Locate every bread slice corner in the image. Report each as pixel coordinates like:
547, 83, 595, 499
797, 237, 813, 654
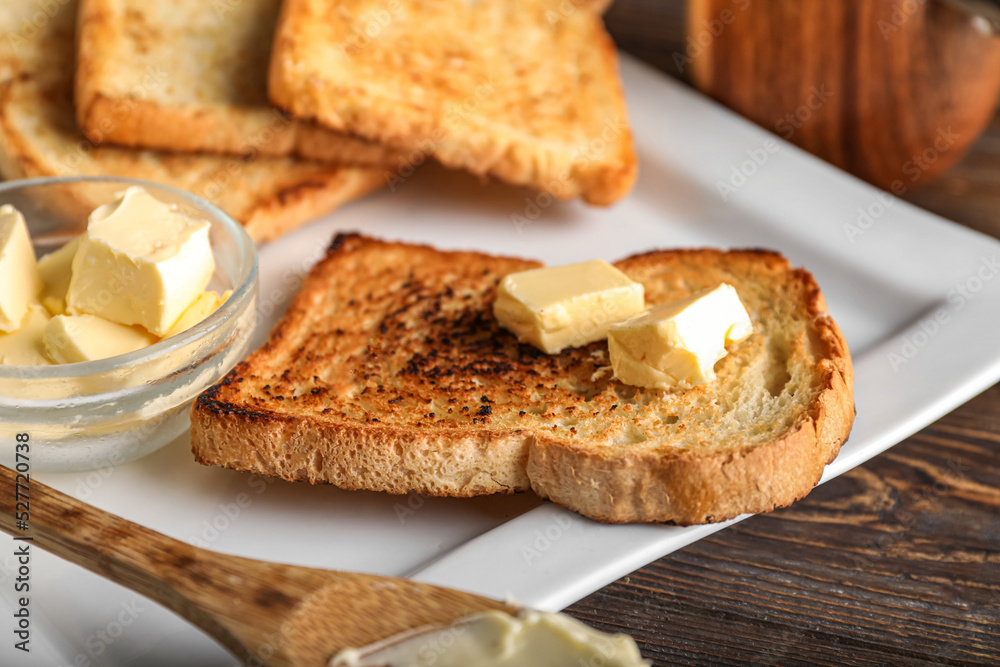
267, 0, 638, 206
74, 0, 399, 167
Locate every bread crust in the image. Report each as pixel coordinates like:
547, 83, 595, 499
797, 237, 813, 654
238, 170, 385, 243
267, 0, 637, 205
0, 74, 384, 244
194, 386, 532, 495
191, 235, 855, 524
527, 262, 855, 524
74, 0, 399, 167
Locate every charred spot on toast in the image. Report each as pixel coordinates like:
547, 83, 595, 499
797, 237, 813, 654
273, 179, 333, 206
194, 367, 291, 423
200, 235, 625, 429
194, 392, 289, 423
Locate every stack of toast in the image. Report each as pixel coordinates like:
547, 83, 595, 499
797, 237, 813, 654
0, 0, 637, 242
0, 1, 385, 242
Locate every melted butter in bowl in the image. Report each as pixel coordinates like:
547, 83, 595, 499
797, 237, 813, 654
330, 609, 649, 667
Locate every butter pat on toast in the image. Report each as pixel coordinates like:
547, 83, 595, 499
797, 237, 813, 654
0, 0, 383, 243
75, 0, 400, 166
191, 234, 855, 524
268, 0, 637, 205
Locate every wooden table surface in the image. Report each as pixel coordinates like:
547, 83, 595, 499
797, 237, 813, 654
565, 2, 1000, 664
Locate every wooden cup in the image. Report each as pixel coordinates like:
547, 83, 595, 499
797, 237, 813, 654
686, 0, 1000, 192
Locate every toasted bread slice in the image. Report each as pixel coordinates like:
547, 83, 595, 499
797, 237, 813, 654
268, 0, 637, 206
75, 0, 399, 167
0, 0, 383, 243
191, 234, 854, 525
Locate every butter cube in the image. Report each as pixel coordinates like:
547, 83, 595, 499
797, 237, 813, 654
0, 304, 52, 365
494, 259, 645, 354
0, 204, 42, 332
37, 235, 81, 316
163, 289, 231, 339
608, 283, 753, 388
42, 313, 158, 364
67, 187, 215, 336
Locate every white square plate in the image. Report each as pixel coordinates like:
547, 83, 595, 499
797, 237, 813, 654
5, 55, 1000, 665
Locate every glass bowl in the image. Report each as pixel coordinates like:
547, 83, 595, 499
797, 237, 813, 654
0, 177, 258, 473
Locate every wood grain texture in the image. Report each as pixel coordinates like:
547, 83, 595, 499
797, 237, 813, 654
565, 2, 1000, 664
685, 0, 1000, 191
569, 385, 1000, 665
904, 111, 1000, 239
603, 0, 1000, 236
0, 465, 509, 666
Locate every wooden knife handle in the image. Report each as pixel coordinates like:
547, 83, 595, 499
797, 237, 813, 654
0, 462, 264, 657
0, 462, 191, 586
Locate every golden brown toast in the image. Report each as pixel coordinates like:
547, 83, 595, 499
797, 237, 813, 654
0, 0, 383, 243
268, 0, 637, 206
191, 234, 855, 524
74, 0, 400, 166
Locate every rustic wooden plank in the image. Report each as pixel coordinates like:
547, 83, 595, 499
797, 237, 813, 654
569, 384, 1000, 665
904, 113, 1000, 238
